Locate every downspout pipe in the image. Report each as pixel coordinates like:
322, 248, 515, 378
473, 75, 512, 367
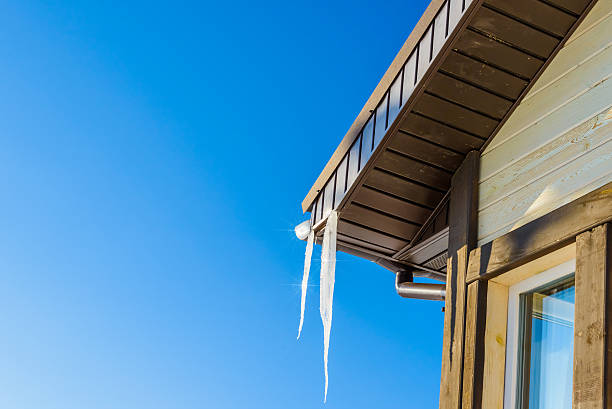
395, 271, 445, 301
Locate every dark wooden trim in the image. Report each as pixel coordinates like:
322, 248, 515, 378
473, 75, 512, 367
440, 151, 480, 409
574, 223, 611, 408
466, 181, 612, 283
449, 151, 479, 256
461, 280, 487, 409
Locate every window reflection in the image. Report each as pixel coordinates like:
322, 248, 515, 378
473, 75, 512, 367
519, 278, 575, 409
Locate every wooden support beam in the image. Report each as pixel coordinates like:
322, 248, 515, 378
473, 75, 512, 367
574, 223, 612, 409
467, 181, 612, 283
440, 151, 479, 409
461, 280, 487, 409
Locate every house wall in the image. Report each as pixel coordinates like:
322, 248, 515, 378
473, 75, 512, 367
477, 0, 612, 246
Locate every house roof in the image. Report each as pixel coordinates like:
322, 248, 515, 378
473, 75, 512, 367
303, 0, 597, 273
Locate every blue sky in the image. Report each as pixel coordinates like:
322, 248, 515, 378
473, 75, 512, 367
0, 1, 443, 408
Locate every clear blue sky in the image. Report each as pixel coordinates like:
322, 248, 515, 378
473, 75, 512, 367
0, 1, 444, 408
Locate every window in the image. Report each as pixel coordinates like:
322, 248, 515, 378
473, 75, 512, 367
504, 260, 575, 409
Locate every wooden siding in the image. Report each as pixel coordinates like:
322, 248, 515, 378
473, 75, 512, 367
478, 0, 612, 246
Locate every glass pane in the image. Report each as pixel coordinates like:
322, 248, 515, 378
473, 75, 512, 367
520, 278, 574, 409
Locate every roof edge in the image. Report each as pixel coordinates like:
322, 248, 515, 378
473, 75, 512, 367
301, 0, 446, 213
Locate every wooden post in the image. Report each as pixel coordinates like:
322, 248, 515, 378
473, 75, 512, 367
461, 280, 487, 409
439, 151, 479, 409
574, 223, 611, 409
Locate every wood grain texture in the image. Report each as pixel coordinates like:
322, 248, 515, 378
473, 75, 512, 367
467, 181, 612, 283
481, 281, 508, 409
440, 152, 480, 409
479, 106, 612, 244
461, 280, 488, 409
574, 224, 611, 409
478, 1, 612, 245
440, 246, 468, 409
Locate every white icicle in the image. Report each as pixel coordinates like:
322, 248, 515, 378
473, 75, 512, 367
320, 211, 338, 403
297, 229, 314, 340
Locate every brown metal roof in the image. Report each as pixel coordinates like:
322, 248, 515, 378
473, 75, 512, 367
304, 0, 597, 273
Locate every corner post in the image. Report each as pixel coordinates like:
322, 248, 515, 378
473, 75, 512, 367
439, 151, 479, 409
574, 223, 612, 409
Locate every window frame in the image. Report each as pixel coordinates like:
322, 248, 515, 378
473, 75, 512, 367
503, 259, 576, 409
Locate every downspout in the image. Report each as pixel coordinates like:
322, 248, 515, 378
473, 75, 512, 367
395, 270, 445, 301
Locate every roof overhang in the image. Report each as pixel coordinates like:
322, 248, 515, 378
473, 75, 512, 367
303, 0, 597, 273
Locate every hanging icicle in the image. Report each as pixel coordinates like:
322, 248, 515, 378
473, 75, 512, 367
320, 211, 338, 402
297, 229, 314, 339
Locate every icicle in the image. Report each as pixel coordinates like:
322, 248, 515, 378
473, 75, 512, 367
297, 229, 314, 339
320, 211, 338, 402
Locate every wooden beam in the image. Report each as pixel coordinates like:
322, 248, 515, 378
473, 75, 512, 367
480, 281, 508, 409
440, 151, 479, 409
467, 181, 612, 283
574, 223, 611, 409
461, 280, 487, 409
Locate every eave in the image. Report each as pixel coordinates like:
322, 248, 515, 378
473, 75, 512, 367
303, 0, 598, 273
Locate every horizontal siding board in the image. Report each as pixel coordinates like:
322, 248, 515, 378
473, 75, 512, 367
567, 2, 612, 43
427, 72, 513, 119
399, 112, 484, 153
478, 137, 612, 244
477, 0, 611, 246
364, 168, 443, 208
525, 12, 612, 101
387, 131, 464, 171
484, 0, 576, 38
480, 108, 611, 210
470, 7, 559, 59
481, 47, 612, 179
376, 149, 452, 190
413, 93, 499, 138
353, 186, 431, 225
441, 52, 528, 100
453, 29, 543, 79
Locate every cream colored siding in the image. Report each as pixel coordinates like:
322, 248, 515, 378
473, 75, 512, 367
477, 0, 612, 246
